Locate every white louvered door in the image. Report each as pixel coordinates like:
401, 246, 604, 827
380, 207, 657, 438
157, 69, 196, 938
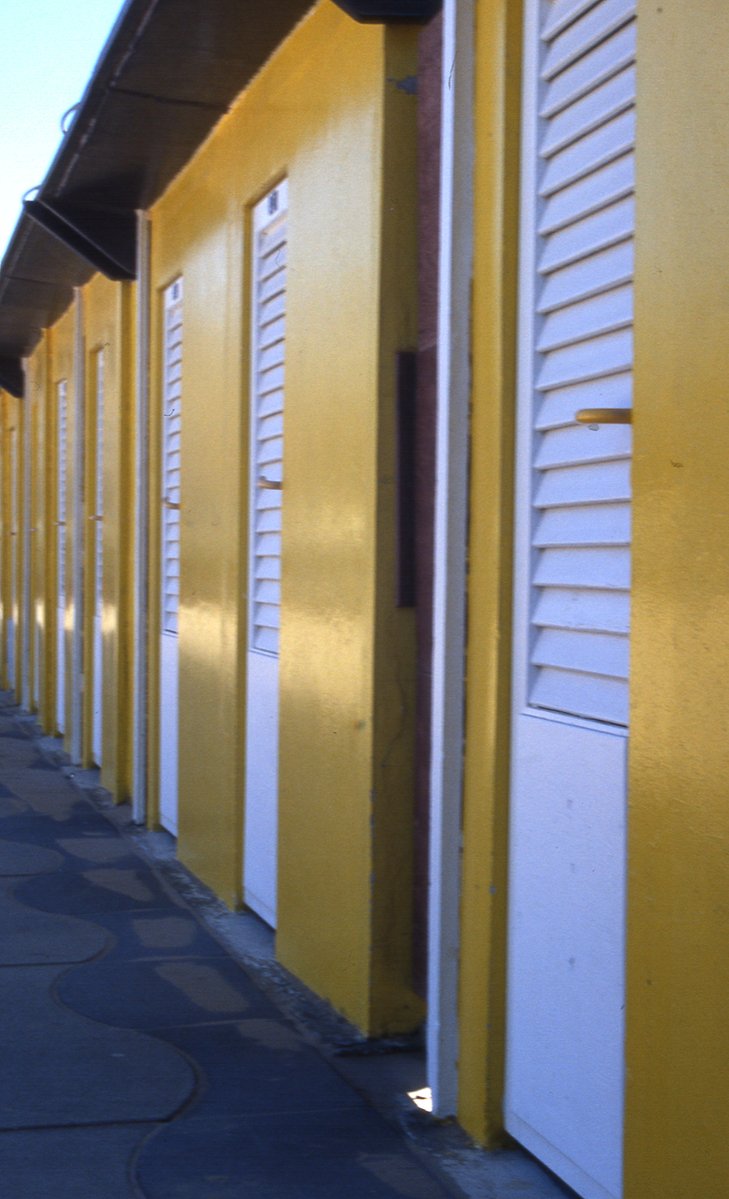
244, 181, 287, 927
56, 380, 68, 732
506, 5, 634, 1198
159, 279, 183, 834
92, 352, 105, 765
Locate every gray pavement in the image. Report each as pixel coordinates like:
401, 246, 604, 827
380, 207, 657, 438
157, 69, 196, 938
0, 694, 570, 1199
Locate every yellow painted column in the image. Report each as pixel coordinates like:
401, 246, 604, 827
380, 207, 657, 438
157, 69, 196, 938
457, 0, 522, 1145
627, 3, 729, 1194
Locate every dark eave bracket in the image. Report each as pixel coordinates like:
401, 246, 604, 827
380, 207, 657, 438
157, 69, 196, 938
331, 0, 441, 21
23, 200, 137, 282
0, 357, 25, 399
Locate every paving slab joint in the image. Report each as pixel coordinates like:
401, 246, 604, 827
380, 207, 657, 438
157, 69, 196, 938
5, 699, 575, 1199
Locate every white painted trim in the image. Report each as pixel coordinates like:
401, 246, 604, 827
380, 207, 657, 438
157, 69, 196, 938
70, 290, 85, 765
426, 0, 474, 1119
132, 211, 151, 823
20, 358, 32, 709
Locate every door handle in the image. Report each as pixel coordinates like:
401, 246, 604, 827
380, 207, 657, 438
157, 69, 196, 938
575, 408, 632, 425
257, 477, 282, 490
162, 498, 181, 510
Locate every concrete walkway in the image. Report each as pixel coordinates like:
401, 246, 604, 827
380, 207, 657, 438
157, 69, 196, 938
0, 694, 571, 1199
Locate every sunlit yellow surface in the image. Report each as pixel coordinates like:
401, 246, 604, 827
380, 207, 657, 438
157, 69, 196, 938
626, 2, 729, 1194
459, 0, 522, 1147
151, 3, 420, 1030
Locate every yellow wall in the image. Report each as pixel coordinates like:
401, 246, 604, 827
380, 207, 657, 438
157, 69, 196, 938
278, 13, 420, 1034
150, 1, 419, 1031
458, 0, 521, 1145
626, 2, 729, 1194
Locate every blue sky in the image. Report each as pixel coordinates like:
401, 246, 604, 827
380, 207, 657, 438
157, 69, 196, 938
0, 0, 124, 261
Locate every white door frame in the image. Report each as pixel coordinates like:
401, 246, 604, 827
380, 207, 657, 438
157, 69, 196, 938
426, 0, 475, 1118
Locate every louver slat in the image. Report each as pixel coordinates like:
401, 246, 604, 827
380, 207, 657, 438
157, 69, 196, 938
538, 241, 633, 314
540, 110, 635, 197
534, 547, 630, 591
534, 502, 631, 546
533, 586, 630, 635
539, 197, 634, 274
162, 280, 183, 635
535, 460, 631, 511
527, 0, 635, 726
537, 329, 633, 392
250, 188, 287, 654
540, 152, 634, 236
541, 0, 600, 42
541, 67, 635, 158
535, 424, 631, 470
536, 370, 632, 429
533, 627, 629, 679
542, 23, 636, 117
537, 283, 632, 351
530, 668, 628, 726
542, 0, 636, 81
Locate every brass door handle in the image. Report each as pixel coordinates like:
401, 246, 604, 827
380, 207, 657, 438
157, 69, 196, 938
257, 477, 282, 491
575, 408, 632, 425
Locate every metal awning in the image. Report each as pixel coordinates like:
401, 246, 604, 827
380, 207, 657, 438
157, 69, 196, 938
0, 0, 440, 395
